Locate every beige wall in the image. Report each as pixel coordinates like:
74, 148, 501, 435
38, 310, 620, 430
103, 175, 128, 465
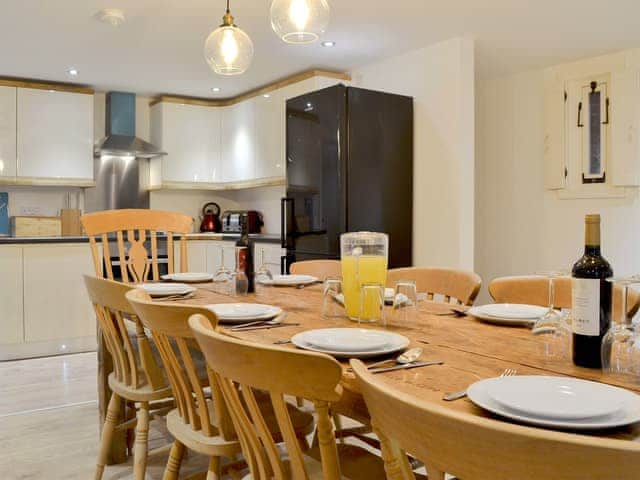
351, 37, 476, 269
475, 66, 640, 303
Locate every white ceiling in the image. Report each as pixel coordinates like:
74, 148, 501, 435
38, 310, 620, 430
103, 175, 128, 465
1, 0, 640, 97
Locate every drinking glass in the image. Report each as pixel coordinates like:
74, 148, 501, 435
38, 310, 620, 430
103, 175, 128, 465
531, 270, 571, 359
322, 276, 344, 318
601, 276, 640, 379
255, 247, 273, 294
341, 232, 389, 321
213, 247, 234, 294
359, 283, 386, 325
234, 247, 249, 296
391, 279, 418, 327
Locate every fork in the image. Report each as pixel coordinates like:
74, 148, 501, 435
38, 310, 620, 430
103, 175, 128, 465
442, 368, 517, 401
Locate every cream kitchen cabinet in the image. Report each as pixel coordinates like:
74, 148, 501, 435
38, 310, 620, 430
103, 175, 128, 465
0, 86, 17, 180
221, 100, 256, 182
253, 242, 285, 276
173, 239, 237, 274
22, 244, 96, 344
0, 246, 23, 345
16, 88, 94, 182
254, 90, 285, 179
150, 102, 222, 187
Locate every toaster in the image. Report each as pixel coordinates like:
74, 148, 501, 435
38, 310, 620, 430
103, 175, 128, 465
221, 210, 264, 233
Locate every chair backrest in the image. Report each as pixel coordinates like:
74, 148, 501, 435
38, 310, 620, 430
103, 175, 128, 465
290, 260, 341, 280
489, 275, 640, 319
189, 314, 344, 480
386, 267, 482, 306
83, 275, 166, 391
351, 359, 640, 480
125, 288, 235, 440
81, 209, 193, 283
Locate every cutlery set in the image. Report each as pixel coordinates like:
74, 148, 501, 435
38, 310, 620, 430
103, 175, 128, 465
443, 368, 517, 401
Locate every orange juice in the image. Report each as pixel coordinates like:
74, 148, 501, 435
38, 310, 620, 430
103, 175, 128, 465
341, 255, 388, 320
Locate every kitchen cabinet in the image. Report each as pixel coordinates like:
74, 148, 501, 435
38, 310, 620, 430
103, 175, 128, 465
173, 239, 237, 274
254, 242, 285, 276
221, 100, 256, 182
206, 241, 237, 273
22, 244, 96, 343
0, 86, 17, 180
0, 246, 23, 345
150, 102, 222, 186
16, 88, 94, 182
254, 89, 285, 179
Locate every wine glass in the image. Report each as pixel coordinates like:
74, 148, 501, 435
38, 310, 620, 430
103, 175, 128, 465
601, 276, 640, 379
213, 247, 233, 294
255, 247, 273, 294
531, 270, 571, 359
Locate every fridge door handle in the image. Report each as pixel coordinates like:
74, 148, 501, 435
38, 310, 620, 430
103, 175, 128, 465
281, 197, 295, 249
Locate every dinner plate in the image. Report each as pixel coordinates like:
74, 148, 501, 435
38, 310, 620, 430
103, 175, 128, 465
139, 283, 196, 297
206, 303, 282, 323
161, 272, 214, 283
468, 304, 548, 326
292, 328, 410, 358
487, 376, 624, 420
261, 274, 318, 286
304, 329, 391, 352
475, 304, 548, 319
467, 376, 640, 430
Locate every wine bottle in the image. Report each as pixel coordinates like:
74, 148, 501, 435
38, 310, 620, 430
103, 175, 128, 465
571, 214, 613, 368
235, 214, 255, 293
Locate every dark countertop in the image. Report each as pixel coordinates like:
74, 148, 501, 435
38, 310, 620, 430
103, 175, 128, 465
0, 232, 282, 245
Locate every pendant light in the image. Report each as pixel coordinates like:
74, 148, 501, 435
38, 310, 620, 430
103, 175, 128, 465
270, 0, 330, 44
204, 0, 254, 75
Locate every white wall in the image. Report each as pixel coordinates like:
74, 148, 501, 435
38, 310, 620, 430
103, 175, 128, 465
351, 37, 475, 269
475, 65, 640, 303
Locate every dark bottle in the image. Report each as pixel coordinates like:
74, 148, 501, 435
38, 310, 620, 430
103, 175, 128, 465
236, 214, 255, 293
571, 214, 613, 368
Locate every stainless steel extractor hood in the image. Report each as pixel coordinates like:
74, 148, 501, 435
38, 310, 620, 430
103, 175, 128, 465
85, 92, 165, 212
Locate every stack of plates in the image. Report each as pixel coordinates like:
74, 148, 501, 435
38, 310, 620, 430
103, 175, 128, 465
206, 303, 282, 324
467, 303, 548, 326
291, 328, 409, 358
161, 272, 214, 283
468, 375, 640, 430
259, 274, 318, 287
140, 283, 196, 298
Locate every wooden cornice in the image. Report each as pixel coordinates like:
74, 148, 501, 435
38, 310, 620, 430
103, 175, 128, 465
149, 69, 351, 108
0, 77, 94, 95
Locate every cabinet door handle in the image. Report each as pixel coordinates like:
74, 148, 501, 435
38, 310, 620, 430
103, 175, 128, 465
577, 101, 584, 127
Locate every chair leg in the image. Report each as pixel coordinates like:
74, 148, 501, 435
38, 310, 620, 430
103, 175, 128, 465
162, 440, 185, 480
95, 393, 122, 480
206, 456, 222, 480
133, 401, 150, 480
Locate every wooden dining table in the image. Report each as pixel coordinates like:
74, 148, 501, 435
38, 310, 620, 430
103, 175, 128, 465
101, 280, 640, 462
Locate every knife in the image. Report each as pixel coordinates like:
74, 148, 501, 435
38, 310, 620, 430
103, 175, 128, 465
230, 322, 300, 332
369, 360, 443, 374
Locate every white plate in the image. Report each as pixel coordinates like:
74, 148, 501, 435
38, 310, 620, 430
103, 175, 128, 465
261, 274, 318, 286
475, 304, 548, 319
292, 328, 410, 358
468, 305, 547, 326
140, 283, 196, 297
468, 376, 640, 430
304, 329, 391, 352
161, 272, 214, 283
206, 303, 282, 324
487, 376, 624, 420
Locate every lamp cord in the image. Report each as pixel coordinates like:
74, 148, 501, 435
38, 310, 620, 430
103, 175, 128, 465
226, 0, 230, 14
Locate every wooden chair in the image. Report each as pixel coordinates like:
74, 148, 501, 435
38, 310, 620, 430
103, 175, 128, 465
351, 359, 640, 480
488, 275, 640, 319
189, 314, 387, 480
125, 289, 316, 480
290, 259, 342, 280
81, 209, 193, 283
83, 275, 172, 480
386, 267, 482, 306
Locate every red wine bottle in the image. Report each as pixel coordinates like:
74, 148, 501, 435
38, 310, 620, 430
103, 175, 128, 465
235, 214, 255, 293
571, 214, 612, 368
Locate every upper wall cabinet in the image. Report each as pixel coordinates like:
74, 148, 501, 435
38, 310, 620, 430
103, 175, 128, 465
16, 88, 94, 183
221, 100, 256, 182
150, 102, 222, 187
543, 50, 640, 198
254, 89, 285, 179
0, 86, 17, 180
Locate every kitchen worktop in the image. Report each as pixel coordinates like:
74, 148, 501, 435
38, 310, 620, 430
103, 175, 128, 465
0, 233, 282, 244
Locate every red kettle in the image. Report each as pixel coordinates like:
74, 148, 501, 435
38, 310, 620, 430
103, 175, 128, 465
200, 202, 222, 233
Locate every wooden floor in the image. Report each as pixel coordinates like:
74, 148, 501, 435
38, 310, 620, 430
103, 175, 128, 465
0, 352, 209, 480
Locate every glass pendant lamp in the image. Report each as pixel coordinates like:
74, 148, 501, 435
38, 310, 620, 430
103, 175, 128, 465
204, 0, 254, 75
270, 0, 330, 44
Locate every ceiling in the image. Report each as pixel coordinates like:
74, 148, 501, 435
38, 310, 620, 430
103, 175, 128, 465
1, 1, 640, 97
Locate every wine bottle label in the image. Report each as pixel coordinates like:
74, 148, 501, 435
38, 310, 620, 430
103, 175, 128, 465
571, 278, 600, 336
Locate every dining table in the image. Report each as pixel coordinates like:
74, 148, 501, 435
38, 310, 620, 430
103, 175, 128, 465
100, 280, 640, 463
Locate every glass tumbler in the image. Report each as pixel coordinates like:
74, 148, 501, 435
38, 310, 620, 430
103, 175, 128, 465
391, 279, 418, 327
322, 276, 344, 318
359, 283, 386, 325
